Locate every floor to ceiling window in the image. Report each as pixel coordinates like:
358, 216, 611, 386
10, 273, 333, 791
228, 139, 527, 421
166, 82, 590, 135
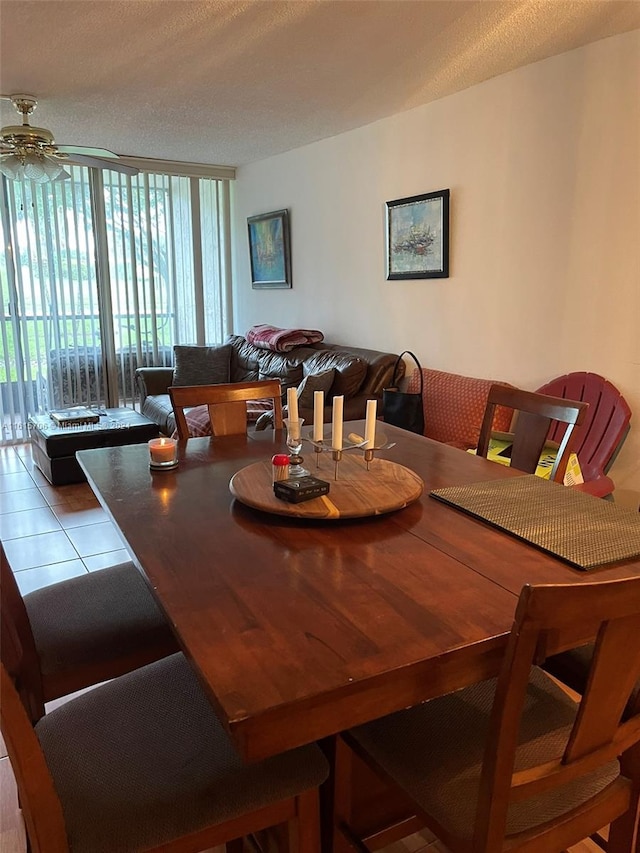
0, 163, 233, 444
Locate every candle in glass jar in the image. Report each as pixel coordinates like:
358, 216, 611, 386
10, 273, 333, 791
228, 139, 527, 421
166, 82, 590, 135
332, 395, 344, 450
313, 390, 324, 441
287, 387, 299, 423
364, 399, 377, 449
149, 437, 177, 465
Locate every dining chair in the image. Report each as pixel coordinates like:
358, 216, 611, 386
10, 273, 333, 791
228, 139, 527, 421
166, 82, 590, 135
169, 379, 284, 439
535, 372, 632, 499
333, 577, 640, 853
476, 384, 589, 483
1, 542, 178, 720
543, 642, 640, 852
1, 625, 328, 853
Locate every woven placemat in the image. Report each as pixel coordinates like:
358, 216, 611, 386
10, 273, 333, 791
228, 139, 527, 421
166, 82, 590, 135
430, 475, 640, 570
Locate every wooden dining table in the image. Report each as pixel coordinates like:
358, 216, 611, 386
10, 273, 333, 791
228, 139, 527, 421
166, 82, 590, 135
76, 422, 640, 842
76, 423, 640, 758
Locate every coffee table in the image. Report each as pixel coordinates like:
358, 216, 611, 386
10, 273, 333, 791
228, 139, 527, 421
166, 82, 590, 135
29, 407, 159, 486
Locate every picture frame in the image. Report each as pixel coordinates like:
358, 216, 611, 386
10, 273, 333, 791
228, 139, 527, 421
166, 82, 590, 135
386, 189, 450, 280
247, 209, 292, 289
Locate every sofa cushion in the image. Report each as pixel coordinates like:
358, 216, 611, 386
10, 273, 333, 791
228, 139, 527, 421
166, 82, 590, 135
407, 368, 513, 450
258, 351, 304, 392
256, 369, 336, 430
173, 345, 231, 386
297, 368, 335, 409
228, 339, 261, 383
303, 351, 367, 399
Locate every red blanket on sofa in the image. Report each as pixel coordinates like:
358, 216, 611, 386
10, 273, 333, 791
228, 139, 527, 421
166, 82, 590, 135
246, 324, 324, 353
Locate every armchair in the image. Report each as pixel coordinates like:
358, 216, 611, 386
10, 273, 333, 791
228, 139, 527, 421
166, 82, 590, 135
536, 372, 631, 498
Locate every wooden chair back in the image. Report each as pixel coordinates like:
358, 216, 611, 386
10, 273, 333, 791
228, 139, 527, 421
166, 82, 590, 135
477, 385, 588, 483
0, 543, 45, 721
1, 661, 69, 852
474, 577, 640, 851
169, 379, 283, 439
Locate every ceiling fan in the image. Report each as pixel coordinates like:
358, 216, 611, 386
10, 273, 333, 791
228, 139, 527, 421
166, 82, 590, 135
0, 94, 139, 183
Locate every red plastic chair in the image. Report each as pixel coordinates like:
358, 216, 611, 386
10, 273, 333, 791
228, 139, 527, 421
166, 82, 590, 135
536, 372, 631, 498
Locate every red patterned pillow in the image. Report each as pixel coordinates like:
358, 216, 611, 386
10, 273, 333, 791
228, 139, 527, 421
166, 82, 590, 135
247, 399, 275, 422
407, 368, 513, 450
172, 405, 211, 438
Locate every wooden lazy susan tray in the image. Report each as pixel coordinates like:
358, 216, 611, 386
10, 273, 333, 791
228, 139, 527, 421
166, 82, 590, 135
229, 453, 424, 519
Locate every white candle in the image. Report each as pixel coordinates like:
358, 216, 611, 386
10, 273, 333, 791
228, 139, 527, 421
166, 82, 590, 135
287, 386, 299, 423
364, 399, 377, 449
332, 395, 344, 450
313, 390, 324, 441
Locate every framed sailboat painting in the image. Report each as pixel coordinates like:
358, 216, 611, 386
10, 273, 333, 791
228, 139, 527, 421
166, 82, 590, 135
386, 189, 450, 279
248, 209, 292, 289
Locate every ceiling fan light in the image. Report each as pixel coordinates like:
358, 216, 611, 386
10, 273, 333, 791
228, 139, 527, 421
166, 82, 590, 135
0, 151, 71, 183
53, 167, 71, 182
42, 155, 70, 181
23, 152, 49, 183
0, 154, 23, 180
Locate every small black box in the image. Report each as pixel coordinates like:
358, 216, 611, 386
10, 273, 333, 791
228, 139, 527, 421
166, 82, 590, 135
273, 476, 330, 504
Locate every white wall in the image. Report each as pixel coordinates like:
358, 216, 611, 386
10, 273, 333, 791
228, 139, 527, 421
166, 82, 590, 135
231, 30, 640, 507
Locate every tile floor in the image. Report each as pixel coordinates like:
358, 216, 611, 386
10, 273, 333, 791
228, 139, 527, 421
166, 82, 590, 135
0, 443, 608, 853
0, 443, 129, 595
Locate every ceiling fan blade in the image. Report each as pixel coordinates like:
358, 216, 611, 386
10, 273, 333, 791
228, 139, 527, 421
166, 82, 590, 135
57, 144, 119, 158
64, 153, 139, 176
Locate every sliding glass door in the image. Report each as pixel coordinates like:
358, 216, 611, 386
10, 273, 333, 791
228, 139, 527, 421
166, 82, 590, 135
0, 166, 231, 444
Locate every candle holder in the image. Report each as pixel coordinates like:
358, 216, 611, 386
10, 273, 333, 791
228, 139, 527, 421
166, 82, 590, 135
303, 429, 367, 479
331, 449, 349, 480
284, 418, 309, 478
148, 437, 179, 471
360, 433, 398, 470
303, 428, 398, 475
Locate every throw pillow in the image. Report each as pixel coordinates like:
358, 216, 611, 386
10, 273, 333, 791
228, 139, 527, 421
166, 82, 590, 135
170, 405, 212, 439
304, 352, 367, 399
296, 369, 335, 409
173, 344, 231, 386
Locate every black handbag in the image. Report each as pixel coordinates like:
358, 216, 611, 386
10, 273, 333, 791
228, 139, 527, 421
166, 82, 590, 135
383, 351, 425, 435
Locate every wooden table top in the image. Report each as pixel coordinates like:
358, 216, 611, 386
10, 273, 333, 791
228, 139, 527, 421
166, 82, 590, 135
77, 423, 640, 762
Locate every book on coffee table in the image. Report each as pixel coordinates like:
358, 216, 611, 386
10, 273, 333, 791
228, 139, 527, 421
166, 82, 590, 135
49, 406, 101, 427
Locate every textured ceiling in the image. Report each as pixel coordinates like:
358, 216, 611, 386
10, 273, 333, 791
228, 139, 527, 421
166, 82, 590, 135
1, 0, 638, 167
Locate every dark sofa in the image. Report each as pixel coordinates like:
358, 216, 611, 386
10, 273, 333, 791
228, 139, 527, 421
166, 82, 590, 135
135, 334, 402, 436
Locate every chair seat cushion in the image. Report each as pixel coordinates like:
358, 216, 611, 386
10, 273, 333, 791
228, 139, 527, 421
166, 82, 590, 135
36, 653, 329, 853
24, 562, 176, 678
349, 666, 619, 841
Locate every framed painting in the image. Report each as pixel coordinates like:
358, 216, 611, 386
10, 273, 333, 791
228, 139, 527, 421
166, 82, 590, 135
386, 189, 450, 280
247, 209, 292, 289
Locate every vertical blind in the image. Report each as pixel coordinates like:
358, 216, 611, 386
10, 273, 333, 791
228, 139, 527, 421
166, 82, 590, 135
0, 166, 232, 444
